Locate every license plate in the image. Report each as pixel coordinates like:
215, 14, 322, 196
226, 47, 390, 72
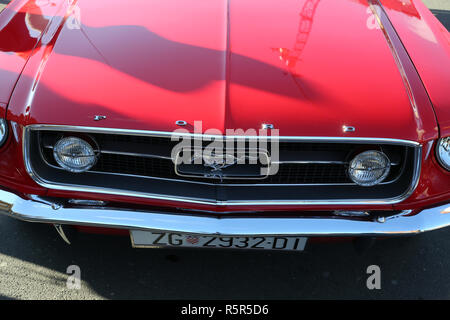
130, 231, 307, 251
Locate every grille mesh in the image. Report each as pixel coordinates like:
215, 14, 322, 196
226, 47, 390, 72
93, 153, 351, 184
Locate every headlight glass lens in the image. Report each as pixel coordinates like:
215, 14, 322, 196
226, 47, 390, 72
436, 137, 450, 171
0, 119, 8, 147
348, 150, 391, 186
53, 137, 97, 173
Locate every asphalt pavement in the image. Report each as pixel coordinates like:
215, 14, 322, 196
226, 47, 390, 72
0, 0, 449, 300
1, 216, 450, 299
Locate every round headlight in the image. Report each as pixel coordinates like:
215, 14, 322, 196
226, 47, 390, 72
53, 137, 97, 173
0, 118, 8, 147
436, 137, 450, 171
348, 150, 391, 187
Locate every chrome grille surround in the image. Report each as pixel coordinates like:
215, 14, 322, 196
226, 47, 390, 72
23, 125, 422, 206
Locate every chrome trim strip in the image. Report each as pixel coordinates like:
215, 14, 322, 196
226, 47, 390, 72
368, 0, 425, 128
23, 125, 422, 206
39, 157, 402, 188
26, 124, 421, 146
97, 149, 171, 160
43, 144, 401, 166
43, 145, 173, 160
1, 190, 449, 237
272, 160, 346, 164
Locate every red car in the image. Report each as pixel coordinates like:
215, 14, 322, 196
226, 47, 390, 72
0, 0, 448, 251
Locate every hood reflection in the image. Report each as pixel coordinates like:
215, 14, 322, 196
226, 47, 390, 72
272, 0, 321, 75
0, 0, 49, 58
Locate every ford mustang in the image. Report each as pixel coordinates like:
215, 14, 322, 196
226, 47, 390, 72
0, 0, 448, 251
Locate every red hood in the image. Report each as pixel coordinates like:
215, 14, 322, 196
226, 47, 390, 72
7, 0, 438, 142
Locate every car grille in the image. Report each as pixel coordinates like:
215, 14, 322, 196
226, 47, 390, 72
25, 127, 421, 205
94, 153, 350, 184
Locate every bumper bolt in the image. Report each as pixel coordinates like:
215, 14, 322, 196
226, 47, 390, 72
377, 216, 386, 223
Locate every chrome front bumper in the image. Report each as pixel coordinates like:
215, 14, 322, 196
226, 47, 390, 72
0, 189, 449, 237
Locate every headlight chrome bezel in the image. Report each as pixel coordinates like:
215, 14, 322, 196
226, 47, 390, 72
348, 150, 391, 187
436, 137, 450, 172
53, 136, 98, 173
0, 118, 8, 147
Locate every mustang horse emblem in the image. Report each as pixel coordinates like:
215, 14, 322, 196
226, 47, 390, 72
192, 153, 240, 181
